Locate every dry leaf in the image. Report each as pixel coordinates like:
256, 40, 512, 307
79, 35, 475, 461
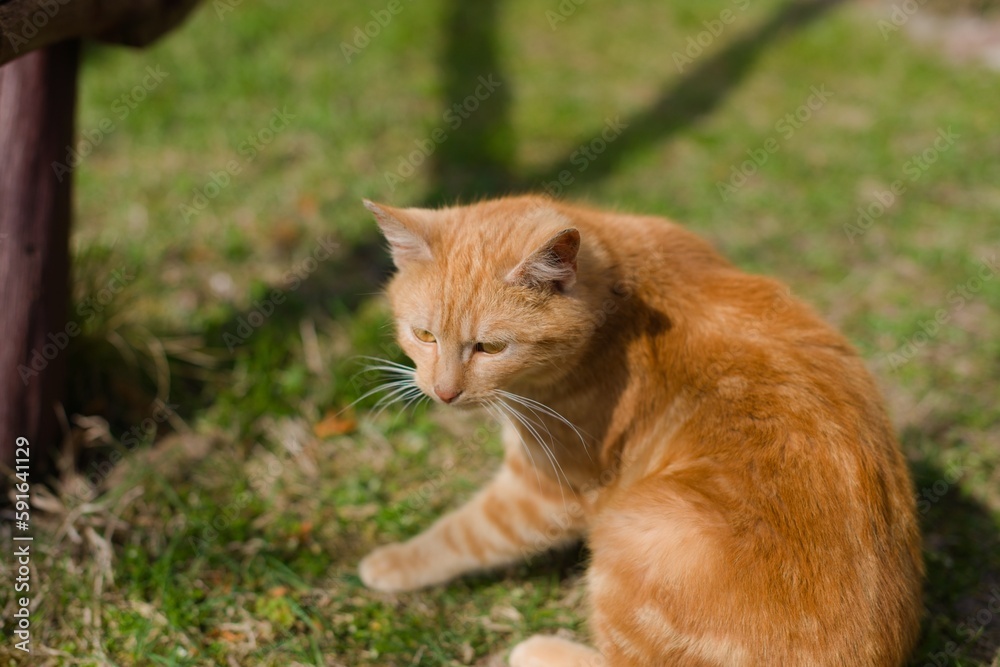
270, 217, 302, 252
313, 411, 356, 438
208, 627, 246, 643
297, 194, 319, 219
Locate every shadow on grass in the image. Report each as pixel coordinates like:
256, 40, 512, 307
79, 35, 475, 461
64, 0, 853, 436
906, 446, 1000, 666
426, 0, 517, 202
59, 233, 396, 470
518, 0, 848, 192
422, 0, 849, 202
457, 541, 590, 594
175, 235, 397, 417
113, 0, 855, 431
53, 0, 854, 454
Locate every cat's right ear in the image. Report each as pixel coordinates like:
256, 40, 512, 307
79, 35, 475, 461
507, 227, 581, 292
363, 200, 432, 268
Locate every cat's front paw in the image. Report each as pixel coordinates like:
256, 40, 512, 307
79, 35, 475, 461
509, 635, 604, 667
359, 542, 422, 593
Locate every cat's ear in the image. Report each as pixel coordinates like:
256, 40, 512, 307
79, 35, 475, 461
364, 199, 433, 267
507, 228, 581, 292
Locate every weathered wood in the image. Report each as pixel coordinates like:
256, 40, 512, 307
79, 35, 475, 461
0, 39, 79, 476
0, 0, 199, 66
0, 0, 200, 477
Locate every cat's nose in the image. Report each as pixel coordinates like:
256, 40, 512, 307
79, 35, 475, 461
434, 386, 462, 404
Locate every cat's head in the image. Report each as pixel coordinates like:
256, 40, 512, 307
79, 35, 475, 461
365, 197, 599, 407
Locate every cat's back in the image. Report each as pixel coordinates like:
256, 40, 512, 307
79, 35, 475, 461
560, 201, 924, 666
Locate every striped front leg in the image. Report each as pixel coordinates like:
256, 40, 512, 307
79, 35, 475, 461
359, 450, 586, 593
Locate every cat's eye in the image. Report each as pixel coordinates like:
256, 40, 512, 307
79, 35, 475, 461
412, 328, 436, 343
475, 341, 507, 354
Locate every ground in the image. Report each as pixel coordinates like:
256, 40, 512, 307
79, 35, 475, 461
1, 0, 999, 665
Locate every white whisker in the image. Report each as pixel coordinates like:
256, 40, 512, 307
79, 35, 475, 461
496, 389, 593, 463
400, 391, 429, 414
341, 356, 425, 423
371, 385, 424, 420
357, 378, 414, 401
355, 356, 417, 372
486, 400, 544, 496
497, 397, 572, 510
358, 364, 414, 374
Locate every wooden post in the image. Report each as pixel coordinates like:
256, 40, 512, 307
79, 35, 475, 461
0, 0, 199, 478
0, 40, 80, 475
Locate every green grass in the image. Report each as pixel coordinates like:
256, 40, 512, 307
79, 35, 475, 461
1, 0, 999, 665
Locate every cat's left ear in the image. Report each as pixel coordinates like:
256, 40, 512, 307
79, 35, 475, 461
364, 199, 432, 268
507, 228, 580, 292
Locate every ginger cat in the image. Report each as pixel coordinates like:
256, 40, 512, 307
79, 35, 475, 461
358, 196, 923, 666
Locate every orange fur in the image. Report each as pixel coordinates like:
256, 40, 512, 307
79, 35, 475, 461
359, 196, 923, 666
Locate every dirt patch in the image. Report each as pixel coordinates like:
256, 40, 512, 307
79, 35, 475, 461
908, 11, 1000, 70
922, 0, 1000, 15
867, 0, 1000, 70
